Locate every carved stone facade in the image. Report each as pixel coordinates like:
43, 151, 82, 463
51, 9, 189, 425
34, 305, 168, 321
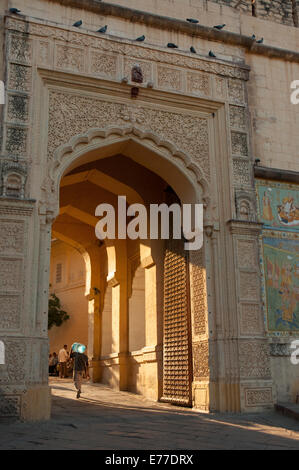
2, 0, 296, 420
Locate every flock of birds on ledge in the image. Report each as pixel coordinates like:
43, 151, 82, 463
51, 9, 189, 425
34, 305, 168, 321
9, 8, 264, 59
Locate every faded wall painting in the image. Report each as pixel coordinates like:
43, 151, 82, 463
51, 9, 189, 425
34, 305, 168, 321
257, 180, 299, 231
256, 179, 299, 334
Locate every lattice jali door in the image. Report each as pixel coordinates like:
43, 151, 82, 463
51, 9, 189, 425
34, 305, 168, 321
161, 237, 193, 406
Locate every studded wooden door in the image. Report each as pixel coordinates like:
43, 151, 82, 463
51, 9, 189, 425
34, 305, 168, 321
161, 236, 193, 406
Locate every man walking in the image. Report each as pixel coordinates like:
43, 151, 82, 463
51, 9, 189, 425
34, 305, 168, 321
58, 344, 69, 378
70, 344, 89, 399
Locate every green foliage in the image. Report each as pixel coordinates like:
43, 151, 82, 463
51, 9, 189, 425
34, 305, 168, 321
48, 293, 70, 330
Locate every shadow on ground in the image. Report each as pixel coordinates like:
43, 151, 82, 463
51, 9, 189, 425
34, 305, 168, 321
0, 380, 299, 450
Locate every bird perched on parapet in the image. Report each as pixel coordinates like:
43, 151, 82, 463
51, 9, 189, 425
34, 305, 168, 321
9, 7, 21, 14
186, 18, 199, 24
213, 24, 226, 30
251, 34, 256, 40
136, 35, 145, 42
98, 25, 108, 33
167, 43, 178, 48
209, 50, 216, 57
256, 37, 264, 43
73, 20, 82, 27
254, 158, 261, 166
190, 46, 196, 54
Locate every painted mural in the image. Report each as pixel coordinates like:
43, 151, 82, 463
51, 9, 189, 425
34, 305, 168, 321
262, 235, 299, 332
257, 180, 299, 231
256, 179, 299, 334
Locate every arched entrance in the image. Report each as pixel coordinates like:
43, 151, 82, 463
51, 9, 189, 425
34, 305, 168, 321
44, 129, 209, 406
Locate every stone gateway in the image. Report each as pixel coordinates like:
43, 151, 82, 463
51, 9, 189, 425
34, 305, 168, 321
0, 0, 298, 420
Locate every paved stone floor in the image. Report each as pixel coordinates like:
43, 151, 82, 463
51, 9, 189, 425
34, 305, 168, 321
0, 378, 299, 449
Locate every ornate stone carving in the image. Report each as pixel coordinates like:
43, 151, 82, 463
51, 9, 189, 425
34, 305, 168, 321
239, 271, 260, 301
213, 75, 227, 99
7, 63, 32, 92
8, 33, 32, 64
245, 388, 273, 406
187, 71, 210, 96
229, 105, 247, 130
7, 94, 29, 122
190, 249, 207, 336
157, 66, 182, 91
0, 259, 23, 290
233, 158, 251, 187
239, 340, 271, 378
240, 303, 263, 335
38, 40, 51, 66
237, 240, 258, 268
0, 295, 21, 330
0, 220, 24, 253
90, 50, 118, 78
0, 396, 20, 416
6, 17, 249, 80
193, 341, 210, 380
235, 190, 256, 222
1, 162, 27, 199
231, 131, 248, 156
47, 91, 210, 181
5, 126, 27, 157
55, 44, 85, 72
228, 78, 245, 104
0, 339, 26, 384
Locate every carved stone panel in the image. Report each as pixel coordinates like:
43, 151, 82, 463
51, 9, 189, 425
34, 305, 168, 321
7, 94, 29, 123
0, 258, 23, 291
7, 63, 32, 92
0, 295, 21, 330
90, 50, 118, 79
157, 66, 183, 92
0, 220, 24, 254
239, 340, 271, 379
55, 44, 85, 73
190, 249, 207, 337
231, 131, 248, 156
187, 71, 211, 96
8, 34, 32, 65
193, 341, 210, 380
239, 271, 260, 301
0, 396, 20, 417
240, 303, 263, 335
5, 126, 28, 157
236, 240, 258, 269
245, 388, 273, 406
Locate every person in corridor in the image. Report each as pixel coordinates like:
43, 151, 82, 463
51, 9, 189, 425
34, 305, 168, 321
70, 344, 89, 399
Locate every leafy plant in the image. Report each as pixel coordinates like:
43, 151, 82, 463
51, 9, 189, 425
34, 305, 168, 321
48, 293, 69, 329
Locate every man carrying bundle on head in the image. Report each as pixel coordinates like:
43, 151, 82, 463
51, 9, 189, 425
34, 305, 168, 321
70, 343, 89, 399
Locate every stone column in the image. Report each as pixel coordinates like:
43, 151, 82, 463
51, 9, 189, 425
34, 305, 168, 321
228, 220, 275, 412
0, 199, 51, 420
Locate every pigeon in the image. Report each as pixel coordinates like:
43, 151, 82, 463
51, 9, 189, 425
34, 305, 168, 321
98, 25, 108, 33
209, 50, 216, 58
73, 20, 82, 27
9, 7, 21, 14
167, 43, 178, 48
136, 35, 145, 42
256, 37, 264, 43
213, 24, 226, 30
251, 34, 256, 40
186, 18, 199, 24
190, 46, 196, 54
